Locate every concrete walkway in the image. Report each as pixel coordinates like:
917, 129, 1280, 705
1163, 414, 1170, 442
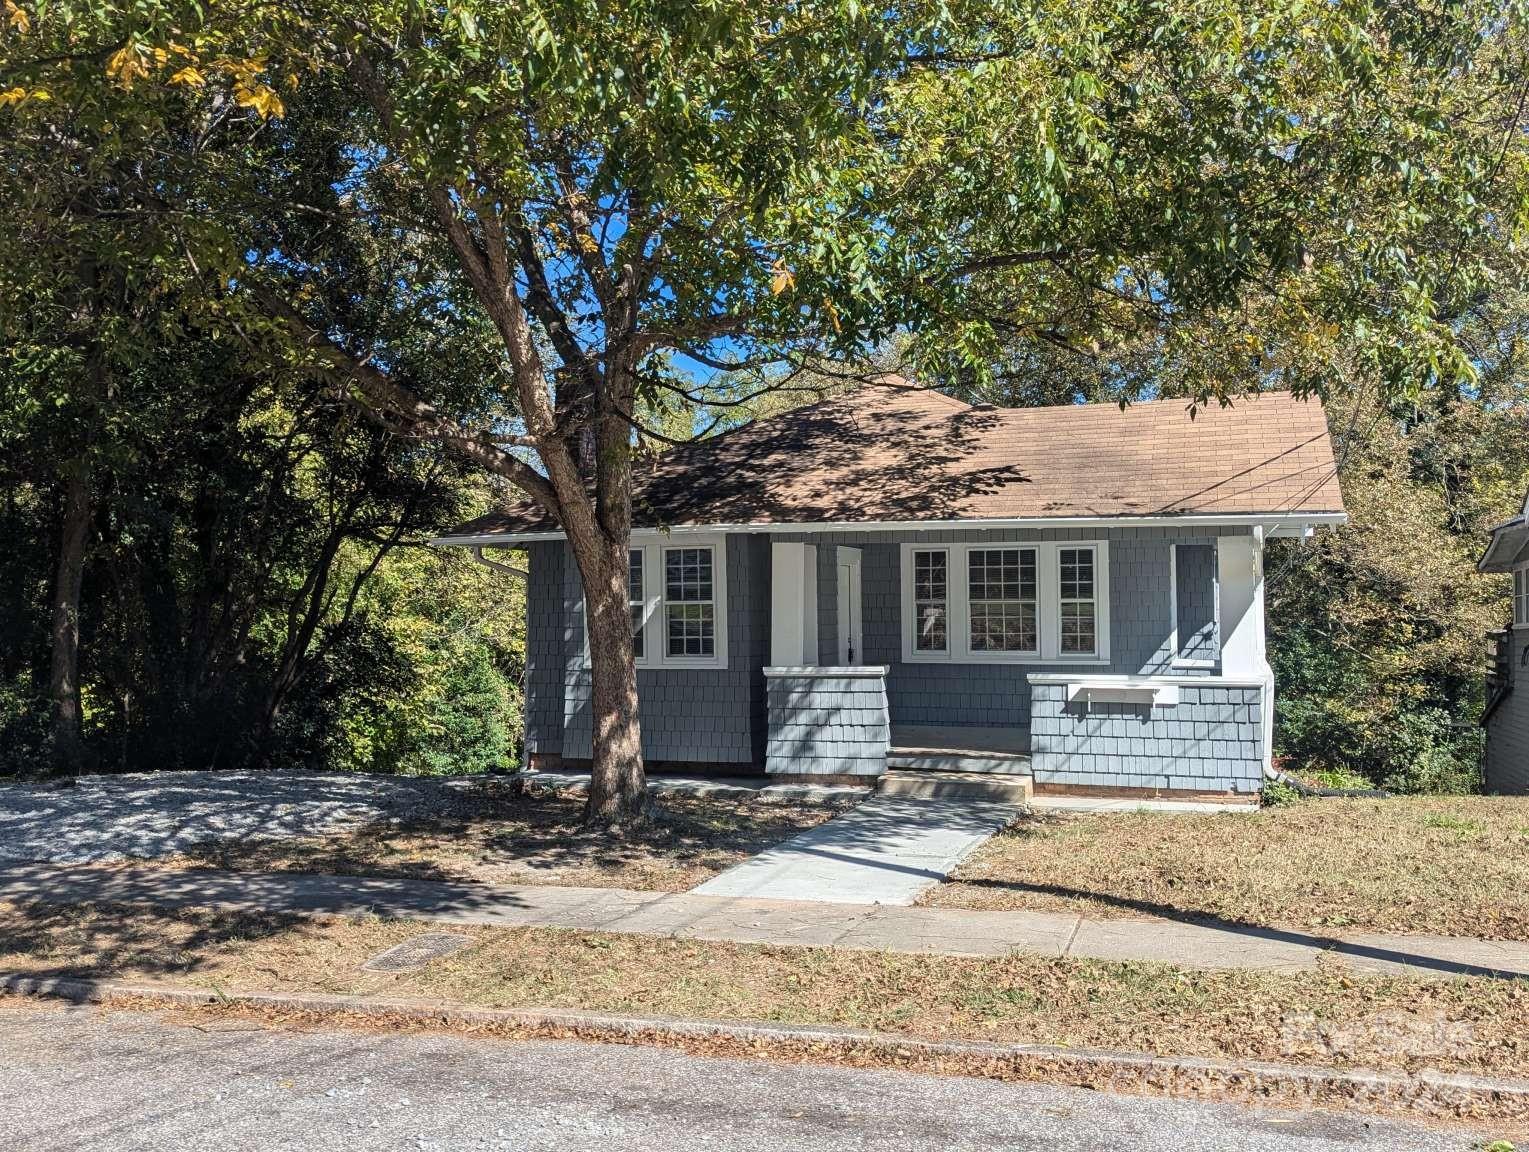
692, 795, 1020, 905
3, 862, 1527, 980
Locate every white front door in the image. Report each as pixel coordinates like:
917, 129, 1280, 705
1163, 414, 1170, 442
836, 546, 863, 665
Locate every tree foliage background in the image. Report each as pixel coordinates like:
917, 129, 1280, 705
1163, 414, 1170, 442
2, 0, 1527, 788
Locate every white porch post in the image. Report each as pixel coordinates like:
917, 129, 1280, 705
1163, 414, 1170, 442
1218, 528, 1273, 770
770, 541, 818, 667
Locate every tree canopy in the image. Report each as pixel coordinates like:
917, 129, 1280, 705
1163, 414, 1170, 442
4, 0, 1528, 807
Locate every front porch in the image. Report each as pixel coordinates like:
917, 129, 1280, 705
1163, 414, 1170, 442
762, 530, 1273, 801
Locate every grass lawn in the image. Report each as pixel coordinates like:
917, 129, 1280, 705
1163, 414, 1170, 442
152, 781, 848, 892
3, 899, 1528, 1082
923, 796, 1529, 940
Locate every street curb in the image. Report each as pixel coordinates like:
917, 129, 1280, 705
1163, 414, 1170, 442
5, 972, 1528, 1121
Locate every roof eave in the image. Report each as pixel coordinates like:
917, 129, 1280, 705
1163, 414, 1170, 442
1479, 518, 1529, 573
430, 510, 1349, 549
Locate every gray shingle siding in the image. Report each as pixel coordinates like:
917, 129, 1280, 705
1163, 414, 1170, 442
1485, 627, 1529, 794
1030, 683, 1264, 792
523, 541, 566, 758
522, 525, 1262, 789
766, 672, 889, 775
783, 526, 1242, 731
558, 534, 767, 765
1173, 543, 1220, 664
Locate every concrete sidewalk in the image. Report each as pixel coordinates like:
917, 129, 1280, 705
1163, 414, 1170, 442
692, 795, 1020, 904
4, 862, 1528, 981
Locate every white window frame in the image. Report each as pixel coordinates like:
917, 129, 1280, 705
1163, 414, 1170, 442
1168, 541, 1221, 669
900, 541, 1110, 665
908, 546, 953, 656
583, 535, 729, 670
1515, 564, 1529, 629
628, 547, 653, 668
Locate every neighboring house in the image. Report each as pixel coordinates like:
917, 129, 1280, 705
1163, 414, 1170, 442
1479, 489, 1529, 794
434, 382, 1346, 802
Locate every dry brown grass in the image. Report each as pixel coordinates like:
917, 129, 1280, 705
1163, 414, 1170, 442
923, 796, 1529, 939
150, 782, 846, 892
4, 899, 1528, 1080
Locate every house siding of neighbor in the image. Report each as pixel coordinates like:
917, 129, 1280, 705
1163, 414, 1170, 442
1485, 625, 1529, 794
1480, 493, 1529, 794
446, 381, 1345, 801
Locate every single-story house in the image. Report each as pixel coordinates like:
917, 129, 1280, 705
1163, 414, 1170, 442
1479, 488, 1529, 794
434, 382, 1346, 801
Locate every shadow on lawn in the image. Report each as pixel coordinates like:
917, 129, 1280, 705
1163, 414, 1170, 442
175, 786, 843, 885
954, 874, 1529, 981
0, 899, 313, 984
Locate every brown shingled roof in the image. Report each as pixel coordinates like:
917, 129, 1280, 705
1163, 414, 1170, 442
442, 384, 1345, 540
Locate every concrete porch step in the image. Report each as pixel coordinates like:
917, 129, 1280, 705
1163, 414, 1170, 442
886, 750, 1033, 774
878, 769, 1033, 804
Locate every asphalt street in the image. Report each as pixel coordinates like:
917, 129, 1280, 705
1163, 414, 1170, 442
0, 1002, 1487, 1151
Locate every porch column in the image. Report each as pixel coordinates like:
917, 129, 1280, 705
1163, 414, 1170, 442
1219, 528, 1273, 771
770, 541, 818, 666
1217, 530, 1264, 677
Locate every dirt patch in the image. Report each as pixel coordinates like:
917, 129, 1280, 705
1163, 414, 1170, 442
4, 899, 1529, 1082
923, 796, 1529, 940
146, 781, 850, 892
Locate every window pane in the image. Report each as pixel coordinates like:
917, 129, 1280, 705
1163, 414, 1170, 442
912, 551, 948, 652
1173, 543, 1217, 661
628, 550, 644, 602
1059, 548, 1094, 600
970, 601, 1037, 652
666, 603, 715, 657
1060, 601, 1097, 654
665, 547, 713, 603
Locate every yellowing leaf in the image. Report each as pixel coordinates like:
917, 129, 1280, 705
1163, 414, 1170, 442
234, 82, 285, 120
0, 85, 45, 107
770, 259, 795, 296
575, 233, 599, 255
822, 296, 841, 333
168, 66, 206, 88
106, 44, 149, 89
4, 1, 29, 33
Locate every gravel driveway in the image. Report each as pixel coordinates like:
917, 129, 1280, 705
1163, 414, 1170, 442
0, 772, 478, 866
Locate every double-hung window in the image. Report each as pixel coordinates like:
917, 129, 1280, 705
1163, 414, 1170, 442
912, 549, 950, 653
902, 541, 1109, 663
1057, 547, 1098, 656
585, 536, 728, 669
664, 546, 716, 658
628, 549, 647, 659
1516, 565, 1529, 628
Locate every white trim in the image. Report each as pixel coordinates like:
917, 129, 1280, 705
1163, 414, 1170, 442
1514, 564, 1529, 630
430, 511, 1348, 548
902, 544, 953, 658
764, 665, 889, 678
1168, 541, 1221, 670
629, 546, 654, 669
1026, 673, 1270, 688
655, 535, 729, 669
900, 541, 1111, 666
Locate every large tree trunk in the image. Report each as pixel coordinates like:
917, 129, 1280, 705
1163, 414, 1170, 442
576, 532, 647, 824
48, 457, 92, 776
